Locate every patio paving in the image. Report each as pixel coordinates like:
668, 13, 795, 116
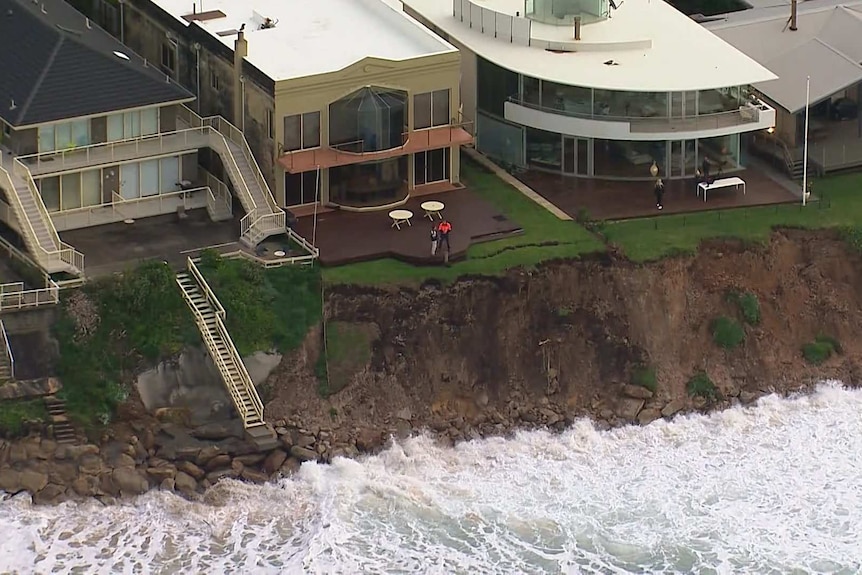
293, 188, 523, 266
59, 209, 241, 277
516, 165, 802, 221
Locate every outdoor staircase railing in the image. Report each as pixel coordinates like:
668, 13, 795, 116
178, 257, 266, 430
0, 161, 84, 275
0, 319, 14, 380
178, 106, 288, 245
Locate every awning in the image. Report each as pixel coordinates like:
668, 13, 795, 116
279, 125, 474, 173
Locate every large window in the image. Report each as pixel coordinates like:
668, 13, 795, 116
699, 133, 741, 173
284, 170, 320, 206
38, 119, 91, 153
329, 157, 408, 207
106, 108, 159, 142
477, 57, 519, 117
36, 160, 186, 212
526, 128, 562, 170
414, 148, 450, 186
38, 176, 60, 212
540, 81, 592, 115
283, 112, 320, 151
329, 87, 407, 153
140, 159, 160, 197
414, 89, 450, 130
476, 112, 524, 167
592, 90, 668, 118
698, 87, 741, 115
593, 140, 667, 178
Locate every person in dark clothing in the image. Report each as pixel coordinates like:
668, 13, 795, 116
654, 178, 664, 210
437, 219, 452, 262
430, 226, 439, 256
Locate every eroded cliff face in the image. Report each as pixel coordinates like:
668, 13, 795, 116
266, 230, 862, 441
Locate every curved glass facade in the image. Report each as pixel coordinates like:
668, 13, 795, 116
475, 56, 752, 179
525, 0, 609, 25
329, 87, 407, 153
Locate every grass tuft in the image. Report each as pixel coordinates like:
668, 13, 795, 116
630, 365, 657, 393
802, 335, 841, 365
711, 316, 745, 349
687, 371, 718, 401
726, 290, 761, 326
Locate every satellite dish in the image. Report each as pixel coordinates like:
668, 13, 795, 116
113, 51, 130, 60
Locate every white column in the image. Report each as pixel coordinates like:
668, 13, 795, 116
802, 75, 810, 206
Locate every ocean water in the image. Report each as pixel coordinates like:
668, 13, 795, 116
1, 382, 861, 574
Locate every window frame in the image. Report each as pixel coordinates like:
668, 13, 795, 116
282, 111, 321, 152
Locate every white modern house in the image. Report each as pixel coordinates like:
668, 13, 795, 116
401, 0, 778, 181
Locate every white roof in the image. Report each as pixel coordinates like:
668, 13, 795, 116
706, 0, 862, 112
151, 0, 457, 82
402, 0, 777, 92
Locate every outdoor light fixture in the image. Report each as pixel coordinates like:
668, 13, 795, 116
767, 127, 775, 134
649, 161, 659, 177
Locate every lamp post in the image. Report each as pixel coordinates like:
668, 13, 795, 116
802, 75, 810, 206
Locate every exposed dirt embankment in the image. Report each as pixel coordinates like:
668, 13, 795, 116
5, 229, 862, 505
267, 229, 862, 446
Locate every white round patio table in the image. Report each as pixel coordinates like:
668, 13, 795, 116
389, 209, 413, 230
421, 200, 445, 220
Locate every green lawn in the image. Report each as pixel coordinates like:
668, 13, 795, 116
322, 159, 604, 285
603, 174, 862, 262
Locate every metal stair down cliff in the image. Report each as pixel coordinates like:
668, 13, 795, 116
175, 257, 276, 446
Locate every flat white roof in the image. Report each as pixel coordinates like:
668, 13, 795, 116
403, 0, 777, 92
151, 0, 457, 82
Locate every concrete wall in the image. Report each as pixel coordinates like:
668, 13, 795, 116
272, 53, 463, 204
122, 1, 277, 193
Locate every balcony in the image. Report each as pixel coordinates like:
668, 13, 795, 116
504, 97, 776, 141
278, 123, 474, 173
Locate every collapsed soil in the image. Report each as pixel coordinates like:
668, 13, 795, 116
266, 229, 862, 443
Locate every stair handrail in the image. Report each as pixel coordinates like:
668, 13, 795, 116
0, 165, 51, 259
9, 159, 85, 273
185, 300, 254, 423
211, 116, 282, 214
182, 105, 282, 216
214, 312, 265, 422
187, 257, 225, 317
185, 257, 265, 426
0, 319, 14, 380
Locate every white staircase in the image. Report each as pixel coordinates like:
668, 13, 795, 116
176, 257, 276, 446
0, 156, 84, 276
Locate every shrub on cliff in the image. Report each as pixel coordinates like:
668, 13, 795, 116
711, 316, 745, 349
687, 372, 718, 401
54, 261, 198, 427
802, 335, 841, 365
726, 290, 761, 326
630, 366, 657, 393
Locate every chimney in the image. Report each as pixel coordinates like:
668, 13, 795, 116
790, 0, 798, 31
573, 16, 581, 40
233, 29, 248, 128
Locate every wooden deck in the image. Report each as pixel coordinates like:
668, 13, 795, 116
516, 167, 801, 221
293, 188, 522, 266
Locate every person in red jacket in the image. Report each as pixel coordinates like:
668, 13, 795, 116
437, 219, 452, 261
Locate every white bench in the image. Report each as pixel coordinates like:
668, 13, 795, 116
697, 177, 746, 202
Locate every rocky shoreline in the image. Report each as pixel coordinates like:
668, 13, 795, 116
0, 379, 836, 505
